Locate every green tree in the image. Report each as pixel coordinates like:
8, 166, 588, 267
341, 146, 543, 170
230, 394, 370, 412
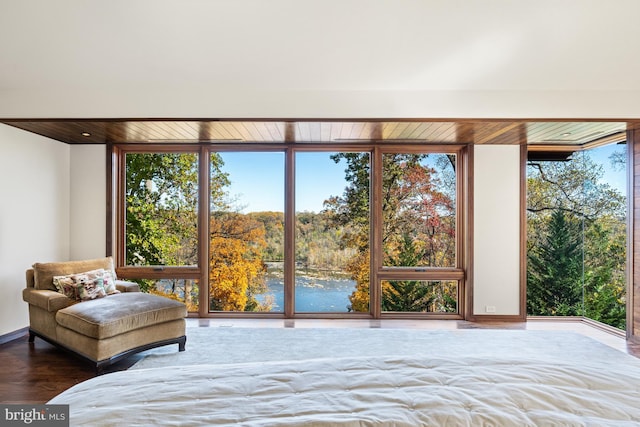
125, 153, 200, 268
527, 148, 627, 328
527, 152, 624, 252
583, 217, 626, 328
527, 209, 583, 316
324, 153, 370, 253
382, 234, 457, 312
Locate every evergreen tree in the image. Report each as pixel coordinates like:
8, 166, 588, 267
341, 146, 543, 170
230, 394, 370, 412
527, 209, 583, 316
381, 234, 456, 312
527, 148, 627, 329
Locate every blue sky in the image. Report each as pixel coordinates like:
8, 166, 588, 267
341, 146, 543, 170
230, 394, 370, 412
587, 143, 626, 194
219, 152, 349, 213
218, 145, 627, 214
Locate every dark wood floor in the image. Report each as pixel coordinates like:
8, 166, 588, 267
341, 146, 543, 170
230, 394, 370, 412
2, 319, 639, 404
0, 332, 143, 404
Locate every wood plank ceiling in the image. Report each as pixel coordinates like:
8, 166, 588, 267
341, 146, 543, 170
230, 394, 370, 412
0, 119, 631, 147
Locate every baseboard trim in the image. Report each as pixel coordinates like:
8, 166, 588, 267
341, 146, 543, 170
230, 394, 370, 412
0, 327, 29, 345
581, 317, 626, 338
526, 316, 626, 339
467, 314, 527, 322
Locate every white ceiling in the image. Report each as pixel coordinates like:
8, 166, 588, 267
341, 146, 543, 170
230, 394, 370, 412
1, 0, 640, 119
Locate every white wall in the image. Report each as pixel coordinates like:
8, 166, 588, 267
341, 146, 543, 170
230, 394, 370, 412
473, 145, 521, 316
69, 145, 106, 260
0, 124, 70, 335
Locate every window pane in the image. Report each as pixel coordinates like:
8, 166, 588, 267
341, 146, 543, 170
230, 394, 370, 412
382, 280, 458, 313
527, 143, 627, 329
125, 153, 198, 266
209, 152, 284, 312
296, 152, 370, 313
382, 153, 456, 268
127, 278, 199, 313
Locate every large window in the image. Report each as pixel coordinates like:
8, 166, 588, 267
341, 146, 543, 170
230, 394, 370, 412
209, 152, 284, 312
121, 150, 200, 311
124, 152, 199, 267
114, 144, 465, 318
526, 143, 627, 329
295, 152, 370, 313
377, 150, 461, 315
381, 153, 456, 268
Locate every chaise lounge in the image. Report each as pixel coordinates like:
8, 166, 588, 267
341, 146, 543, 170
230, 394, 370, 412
22, 257, 187, 372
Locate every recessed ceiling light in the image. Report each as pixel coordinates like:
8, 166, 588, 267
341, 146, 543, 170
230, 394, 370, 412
560, 132, 572, 137
81, 132, 91, 137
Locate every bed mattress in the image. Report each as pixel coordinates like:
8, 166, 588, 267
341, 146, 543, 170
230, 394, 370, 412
49, 355, 640, 426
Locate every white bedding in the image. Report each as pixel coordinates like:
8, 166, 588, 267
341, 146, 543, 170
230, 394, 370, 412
50, 355, 640, 426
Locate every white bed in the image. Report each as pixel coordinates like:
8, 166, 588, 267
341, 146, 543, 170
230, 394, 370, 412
50, 354, 640, 426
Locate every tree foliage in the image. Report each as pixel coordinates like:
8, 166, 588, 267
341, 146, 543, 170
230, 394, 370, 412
295, 211, 357, 273
125, 153, 200, 267
527, 209, 583, 316
381, 154, 455, 268
526, 148, 627, 329
248, 212, 285, 261
323, 153, 370, 253
583, 216, 626, 328
125, 152, 271, 311
325, 153, 457, 312
209, 211, 269, 311
382, 234, 457, 312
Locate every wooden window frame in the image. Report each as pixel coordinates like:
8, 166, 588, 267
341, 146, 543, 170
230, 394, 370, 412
111, 143, 469, 319
374, 146, 466, 319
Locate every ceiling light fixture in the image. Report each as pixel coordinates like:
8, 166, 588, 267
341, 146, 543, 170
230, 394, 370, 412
81, 132, 91, 137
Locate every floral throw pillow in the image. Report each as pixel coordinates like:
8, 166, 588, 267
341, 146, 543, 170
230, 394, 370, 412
53, 269, 107, 301
102, 269, 120, 295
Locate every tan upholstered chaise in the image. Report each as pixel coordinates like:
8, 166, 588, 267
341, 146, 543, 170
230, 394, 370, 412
22, 257, 187, 372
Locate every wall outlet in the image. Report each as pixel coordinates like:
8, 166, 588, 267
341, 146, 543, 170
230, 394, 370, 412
485, 305, 496, 313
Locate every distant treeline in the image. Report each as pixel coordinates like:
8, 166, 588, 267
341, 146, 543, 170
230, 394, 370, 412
248, 211, 356, 273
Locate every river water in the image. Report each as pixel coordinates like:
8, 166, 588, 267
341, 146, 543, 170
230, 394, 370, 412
258, 274, 356, 312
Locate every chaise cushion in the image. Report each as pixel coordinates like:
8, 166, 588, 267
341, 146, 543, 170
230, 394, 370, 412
33, 257, 117, 291
55, 292, 187, 340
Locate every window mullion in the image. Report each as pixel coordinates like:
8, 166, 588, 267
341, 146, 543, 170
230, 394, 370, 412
199, 146, 210, 317
284, 147, 295, 317
371, 147, 382, 318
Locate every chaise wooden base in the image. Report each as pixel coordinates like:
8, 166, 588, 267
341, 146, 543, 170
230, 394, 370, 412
29, 329, 186, 374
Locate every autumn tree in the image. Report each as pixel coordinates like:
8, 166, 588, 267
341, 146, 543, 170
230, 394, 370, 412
209, 211, 269, 311
325, 153, 456, 312
125, 152, 273, 311
345, 250, 370, 312
381, 154, 455, 268
248, 211, 285, 261
295, 211, 357, 274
